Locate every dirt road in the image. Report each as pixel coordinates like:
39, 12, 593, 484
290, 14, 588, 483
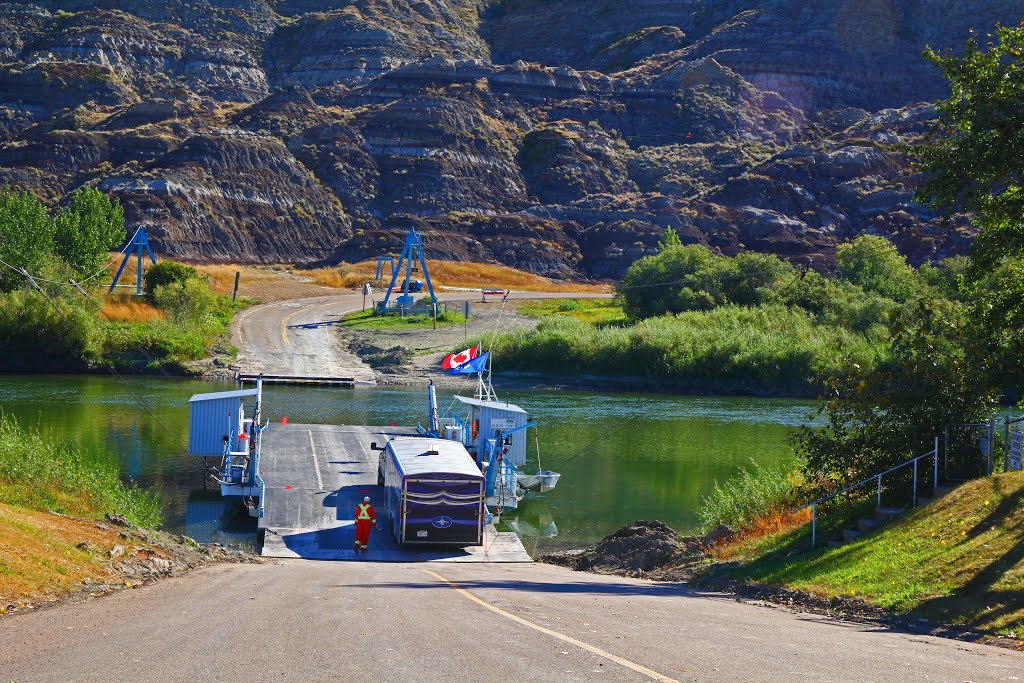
231, 290, 608, 384
3, 560, 1021, 683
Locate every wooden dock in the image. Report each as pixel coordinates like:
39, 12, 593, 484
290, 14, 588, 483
257, 423, 533, 562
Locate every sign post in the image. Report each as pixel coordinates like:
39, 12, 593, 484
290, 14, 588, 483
1011, 430, 1023, 471
362, 283, 372, 311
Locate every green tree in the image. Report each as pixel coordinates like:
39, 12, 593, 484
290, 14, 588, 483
918, 25, 1024, 273
793, 304, 997, 490
836, 235, 920, 302
617, 243, 721, 319
0, 189, 56, 292
53, 187, 126, 277
659, 225, 683, 250
917, 23, 1024, 385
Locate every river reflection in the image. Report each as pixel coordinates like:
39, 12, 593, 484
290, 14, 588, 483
0, 375, 811, 555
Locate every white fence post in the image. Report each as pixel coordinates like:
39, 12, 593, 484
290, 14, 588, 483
811, 503, 817, 548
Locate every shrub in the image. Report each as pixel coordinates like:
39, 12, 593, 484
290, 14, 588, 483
697, 460, 801, 532
152, 278, 214, 324
0, 290, 101, 370
143, 260, 200, 299
836, 235, 922, 302
475, 305, 882, 394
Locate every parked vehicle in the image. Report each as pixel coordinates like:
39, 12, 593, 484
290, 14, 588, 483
372, 437, 485, 546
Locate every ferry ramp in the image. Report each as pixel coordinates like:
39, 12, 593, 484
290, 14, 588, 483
258, 423, 532, 562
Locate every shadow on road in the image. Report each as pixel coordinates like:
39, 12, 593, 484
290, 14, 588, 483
330, 577, 698, 598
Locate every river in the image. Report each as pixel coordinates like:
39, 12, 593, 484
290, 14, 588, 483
0, 374, 812, 555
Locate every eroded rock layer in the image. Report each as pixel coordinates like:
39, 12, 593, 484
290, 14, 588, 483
0, 0, 1004, 274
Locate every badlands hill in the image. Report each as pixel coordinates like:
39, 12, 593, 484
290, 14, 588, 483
0, 0, 1016, 277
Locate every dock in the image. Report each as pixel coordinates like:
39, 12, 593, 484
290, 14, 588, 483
235, 373, 359, 387
257, 423, 533, 562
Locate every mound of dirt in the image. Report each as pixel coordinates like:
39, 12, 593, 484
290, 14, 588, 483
542, 520, 733, 581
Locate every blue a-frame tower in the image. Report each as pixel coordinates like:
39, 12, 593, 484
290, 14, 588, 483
108, 227, 156, 295
379, 227, 437, 311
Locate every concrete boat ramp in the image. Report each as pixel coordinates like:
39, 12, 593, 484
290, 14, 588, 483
257, 423, 532, 562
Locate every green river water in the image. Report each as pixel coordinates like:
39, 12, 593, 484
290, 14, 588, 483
0, 374, 811, 555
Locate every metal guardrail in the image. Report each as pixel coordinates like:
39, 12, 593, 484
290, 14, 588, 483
376, 300, 465, 317
795, 437, 939, 547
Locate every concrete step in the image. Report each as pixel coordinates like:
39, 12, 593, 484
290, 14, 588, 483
916, 496, 932, 506
934, 485, 954, 497
874, 507, 906, 521
827, 539, 843, 548
857, 518, 881, 532
842, 528, 862, 542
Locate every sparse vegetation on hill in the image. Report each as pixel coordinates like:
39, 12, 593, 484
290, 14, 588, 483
708, 472, 1024, 639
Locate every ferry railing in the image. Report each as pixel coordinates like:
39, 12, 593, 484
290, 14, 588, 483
795, 437, 939, 548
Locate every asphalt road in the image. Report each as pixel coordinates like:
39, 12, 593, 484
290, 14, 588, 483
3, 561, 1021, 683
231, 290, 609, 383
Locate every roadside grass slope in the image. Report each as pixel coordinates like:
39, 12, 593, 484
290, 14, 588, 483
0, 503, 125, 609
714, 471, 1024, 638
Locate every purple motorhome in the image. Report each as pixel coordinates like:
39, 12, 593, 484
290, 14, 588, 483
373, 437, 485, 546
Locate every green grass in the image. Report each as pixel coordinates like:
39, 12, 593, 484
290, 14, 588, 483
341, 309, 466, 330
517, 298, 626, 325
697, 460, 802, 532
712, 472, 1024, 638
0, 280, 245, 373
476, 304, 884, 395
0, 413, 162, 528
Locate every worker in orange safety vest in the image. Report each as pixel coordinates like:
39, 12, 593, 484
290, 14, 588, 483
354, 496, 378, 553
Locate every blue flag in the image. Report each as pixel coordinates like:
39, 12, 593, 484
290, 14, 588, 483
450, 351, 489, 375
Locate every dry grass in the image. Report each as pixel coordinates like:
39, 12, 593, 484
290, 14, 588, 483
711, 508, 813, 561
298, 260, 610, 293
0, 502, 121, 606
299, 267, 358, 289
98, 253, 606, 305
100, 295, 163, 322
192, 264, 335, 302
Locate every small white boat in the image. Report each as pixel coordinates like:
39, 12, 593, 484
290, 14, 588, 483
516, 470, 561, 493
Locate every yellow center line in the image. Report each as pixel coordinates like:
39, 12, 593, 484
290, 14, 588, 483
420, 569, 682, 683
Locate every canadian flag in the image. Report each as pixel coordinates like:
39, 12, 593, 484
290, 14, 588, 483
442, 345, 479, 370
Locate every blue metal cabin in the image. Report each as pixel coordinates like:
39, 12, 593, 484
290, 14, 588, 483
381, 438, 484, 546
188, 384, 265, 518
453, 395, 529, 466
